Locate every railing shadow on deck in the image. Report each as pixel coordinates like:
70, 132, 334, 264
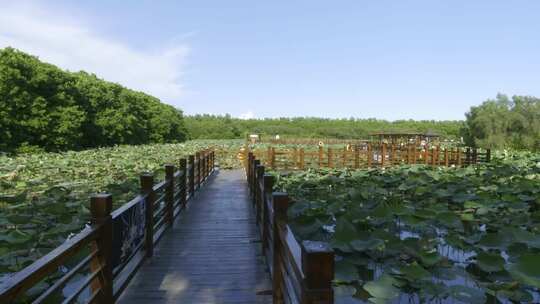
247, 153, 334, 304
0, 150, 216, 304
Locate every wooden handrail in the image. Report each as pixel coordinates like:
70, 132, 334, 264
247, 155, 334, 304
253, 138, 370, 146
0, 150, 216, 303
0, 227, 101, 303
111, 195, 147, 219
245, 145, 490, 170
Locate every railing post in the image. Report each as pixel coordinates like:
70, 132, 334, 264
206, 150, 210, 177
189, 155, 195, 195
90, 194, 113, 304
390, 144, 395, 165
293, 147, 298, 169
195, 152, 201, 189
179, 158, 187, 207
327, 148, 333, 168
407, 144, 412, 164
301, 241, 335, 304
201, 151, 206, 182
206, 150, 211, 177
299, 148, 305, 170
367, 143, 372, 168
272, 192, 289, 303
472, 148, 478, 164
209, 150, 213, 174
271, 147, 276, 169
465, 147, 471, 165
486, 149, 491, 162
248, 152, 254, 194
444, 149, 449, 167
165, 164, 175, 226
141, 173, 155, 258
247, 152, 251, 179
262, 174, 274, 256
256, 165, 265, 225
318, 146, 323, 168
381, 143, 386, 167
341, 147, 346, 168
201, 151, 205, 183
210, 150, 213, 172
249, 155, 253, 188
267, 146, 272, 166
203, 150, 208, 180
354, 146, 360, 169
202, 150, 206, 179
206, 150, 210, 178
457, 148, 462, 167
431, 147, 436, 166
198, 151, 202, 187
252, 159, 261, 206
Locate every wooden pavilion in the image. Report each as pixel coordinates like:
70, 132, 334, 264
370, 130, 441, 146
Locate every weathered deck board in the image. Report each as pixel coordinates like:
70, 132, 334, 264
118, 169, 272, 304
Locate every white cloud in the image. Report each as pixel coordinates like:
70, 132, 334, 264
0, 2, 189, 105
238, 111, 255, 119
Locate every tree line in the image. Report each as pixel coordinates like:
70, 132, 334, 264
1, 47, 538, 153
0, 47, 187, 153
185, 97, 539, 151
184, 115, 463, 141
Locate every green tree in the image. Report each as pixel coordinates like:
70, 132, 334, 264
463, 94, 540, 151
0, 47, 188, 153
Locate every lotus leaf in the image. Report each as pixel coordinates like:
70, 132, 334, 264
506, 253, 540, 288
393, 262, 431, 282
478, 232, 511, 250
335, 260, 361, 283
475, 251, 505, 273
362, 274, 400, 302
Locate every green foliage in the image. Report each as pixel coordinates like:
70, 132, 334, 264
276, 152, 540, 303
185, 114, 464, 140
0, 139, 242, 276
0, 47, 188, 153
463, 94, 540, 151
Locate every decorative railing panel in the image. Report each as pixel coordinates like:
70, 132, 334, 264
111, 196, 146, 274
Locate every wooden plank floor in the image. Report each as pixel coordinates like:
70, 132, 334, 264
118, 169, 272, 304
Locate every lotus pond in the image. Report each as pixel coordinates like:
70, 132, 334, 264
274, 151, 540, 303
0, 139, 244, 280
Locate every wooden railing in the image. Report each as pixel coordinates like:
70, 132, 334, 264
247, 153, 334, 304
0, 150, 215, 304
252, 138, 369, 146
249, 144, 491, 170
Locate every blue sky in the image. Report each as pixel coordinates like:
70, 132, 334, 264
1, 1, 540, 120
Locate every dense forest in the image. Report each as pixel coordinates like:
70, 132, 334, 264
0, 48, 188, 153
185, 115, 463, 140
1, 47, 539, 153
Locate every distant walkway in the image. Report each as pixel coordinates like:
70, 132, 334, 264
118, 170, 272, 304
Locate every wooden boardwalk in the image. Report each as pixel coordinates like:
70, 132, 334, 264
118, 169, 272, 304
